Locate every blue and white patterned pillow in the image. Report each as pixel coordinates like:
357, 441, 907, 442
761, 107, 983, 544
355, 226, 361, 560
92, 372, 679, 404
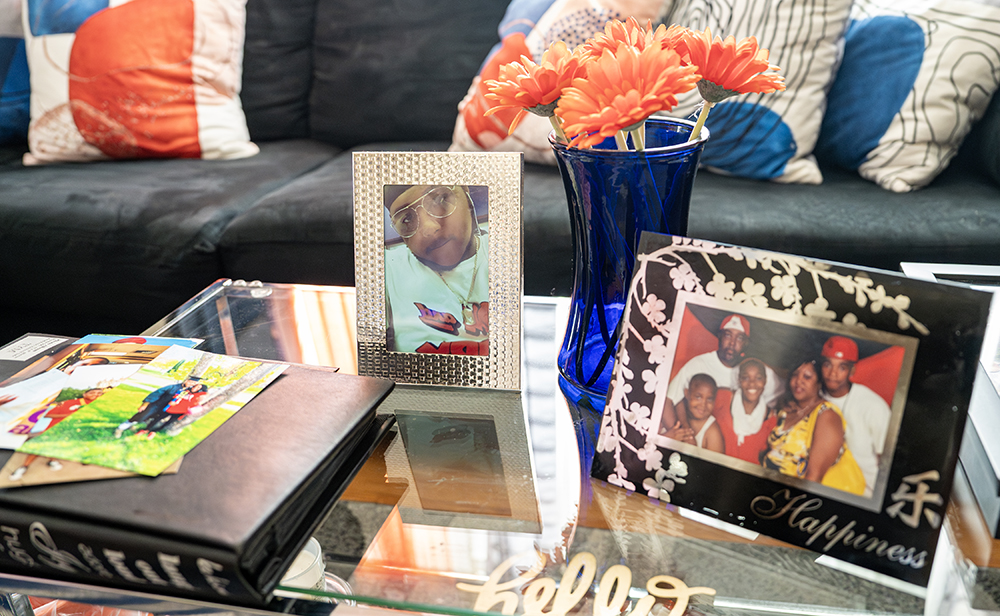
665, 0, 854, 185
0, 0, 28, 145
816, 0, 1000, 192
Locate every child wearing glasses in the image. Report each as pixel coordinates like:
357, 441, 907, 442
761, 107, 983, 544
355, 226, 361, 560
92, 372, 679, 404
383, 184, 489, 355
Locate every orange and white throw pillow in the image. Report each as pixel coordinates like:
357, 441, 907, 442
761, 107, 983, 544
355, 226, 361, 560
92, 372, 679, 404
21, 0, 258, 165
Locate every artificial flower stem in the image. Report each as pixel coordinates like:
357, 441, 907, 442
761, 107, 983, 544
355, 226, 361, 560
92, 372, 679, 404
689, 102, 713, 143
549, 115, 568, 144
630, 125, 645, 151
615, 131, 629, 151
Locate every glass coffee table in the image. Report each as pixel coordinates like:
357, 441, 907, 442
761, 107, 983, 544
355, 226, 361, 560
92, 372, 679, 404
1, 279, 997, 616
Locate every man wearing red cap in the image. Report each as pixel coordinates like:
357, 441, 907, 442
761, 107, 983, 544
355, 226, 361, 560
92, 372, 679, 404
665, 314, 783, 414
820, 335, 891, 497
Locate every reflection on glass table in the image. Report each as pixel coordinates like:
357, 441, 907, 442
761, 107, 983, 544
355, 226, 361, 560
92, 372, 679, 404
0, 279, 995, 616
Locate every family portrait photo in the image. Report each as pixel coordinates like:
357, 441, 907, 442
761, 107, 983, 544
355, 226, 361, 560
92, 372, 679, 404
651, 300, 914, 504
594, 234, 990, 587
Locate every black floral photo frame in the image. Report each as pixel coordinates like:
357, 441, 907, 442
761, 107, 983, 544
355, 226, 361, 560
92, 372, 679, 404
592, 233, 993, 589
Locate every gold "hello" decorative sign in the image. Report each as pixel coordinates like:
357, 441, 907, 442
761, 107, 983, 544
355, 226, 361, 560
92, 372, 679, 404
457, 552, 715, 616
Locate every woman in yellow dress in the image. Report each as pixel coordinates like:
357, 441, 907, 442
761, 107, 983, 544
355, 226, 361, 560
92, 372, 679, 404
763, 357, 865, 495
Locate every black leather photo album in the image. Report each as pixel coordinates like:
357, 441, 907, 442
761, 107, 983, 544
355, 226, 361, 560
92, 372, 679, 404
0, 364, 394, 607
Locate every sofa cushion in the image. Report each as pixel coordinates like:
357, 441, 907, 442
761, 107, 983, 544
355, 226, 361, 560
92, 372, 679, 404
241, 0, 316, 141
815, 0, 1000, 192
21, 0, 258, 164
308, 0, 508, 148
219, 143, 574, 295
687, 160, 1000, 270
0, 139, 338, 330
218, 143, 366, 287
964, 90, 1000, 189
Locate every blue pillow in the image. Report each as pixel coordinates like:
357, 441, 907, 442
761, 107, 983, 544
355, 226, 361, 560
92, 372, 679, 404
0, 38, 29, 145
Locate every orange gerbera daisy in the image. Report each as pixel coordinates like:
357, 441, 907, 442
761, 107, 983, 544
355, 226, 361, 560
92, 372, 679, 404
484, 41, 588, 136
581, 16, 687, 57
680, 27, 784, 142
684, 27, 785, 102
556, 43, 700, 148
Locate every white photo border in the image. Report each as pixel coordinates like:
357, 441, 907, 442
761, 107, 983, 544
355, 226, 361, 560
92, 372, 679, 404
353, 151, 523, 389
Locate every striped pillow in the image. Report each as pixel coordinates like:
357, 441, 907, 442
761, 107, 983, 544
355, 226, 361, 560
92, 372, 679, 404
664, 0, 854, 185
816, 0, 1000, 192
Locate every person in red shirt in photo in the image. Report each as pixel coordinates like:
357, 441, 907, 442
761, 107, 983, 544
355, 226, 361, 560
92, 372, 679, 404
7, 386, 108, 481
140, 382, 209, 439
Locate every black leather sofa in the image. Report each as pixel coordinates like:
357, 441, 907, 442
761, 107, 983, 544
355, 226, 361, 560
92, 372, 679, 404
2, 0, 999, 345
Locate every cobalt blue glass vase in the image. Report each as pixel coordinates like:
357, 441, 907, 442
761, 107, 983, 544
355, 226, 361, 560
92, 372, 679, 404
551, 117, 708, 398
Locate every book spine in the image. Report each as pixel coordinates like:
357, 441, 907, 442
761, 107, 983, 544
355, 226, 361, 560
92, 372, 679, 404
0, 507, 264, 607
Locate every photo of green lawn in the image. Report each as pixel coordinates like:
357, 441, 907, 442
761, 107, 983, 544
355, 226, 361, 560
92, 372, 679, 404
19, 346, 285, 476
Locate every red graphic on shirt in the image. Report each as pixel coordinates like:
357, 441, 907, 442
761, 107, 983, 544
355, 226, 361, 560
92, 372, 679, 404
414, 303, 461, 335
464, 302, 489, 336
416, 340, 490, 356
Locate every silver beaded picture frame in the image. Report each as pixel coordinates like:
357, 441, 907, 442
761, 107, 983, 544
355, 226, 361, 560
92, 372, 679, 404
353, 151, 523, 389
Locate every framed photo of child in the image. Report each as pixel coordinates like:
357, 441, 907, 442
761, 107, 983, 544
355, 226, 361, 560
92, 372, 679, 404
593, 233, 992, 591
353, 152, 522, 388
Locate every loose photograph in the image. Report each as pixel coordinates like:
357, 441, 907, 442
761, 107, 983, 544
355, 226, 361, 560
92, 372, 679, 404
0, 342, 186, 449
18, 346, 286, 476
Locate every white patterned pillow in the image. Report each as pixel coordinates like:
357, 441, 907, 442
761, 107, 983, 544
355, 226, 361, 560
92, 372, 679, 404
815, 0, 1000, 192
664, 0, 854, 185
452, 0, 853, 184
450, 0, 672, 166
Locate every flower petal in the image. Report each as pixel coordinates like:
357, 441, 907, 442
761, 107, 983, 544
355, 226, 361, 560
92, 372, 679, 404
682, 27, 785, 98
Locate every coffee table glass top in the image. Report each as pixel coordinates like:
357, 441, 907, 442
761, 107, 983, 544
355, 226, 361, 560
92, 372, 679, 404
0, 279, 991, 616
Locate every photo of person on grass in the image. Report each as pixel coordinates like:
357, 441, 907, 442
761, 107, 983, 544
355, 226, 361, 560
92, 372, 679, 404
17, 346, 286, 476
2, 363, 138, 482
